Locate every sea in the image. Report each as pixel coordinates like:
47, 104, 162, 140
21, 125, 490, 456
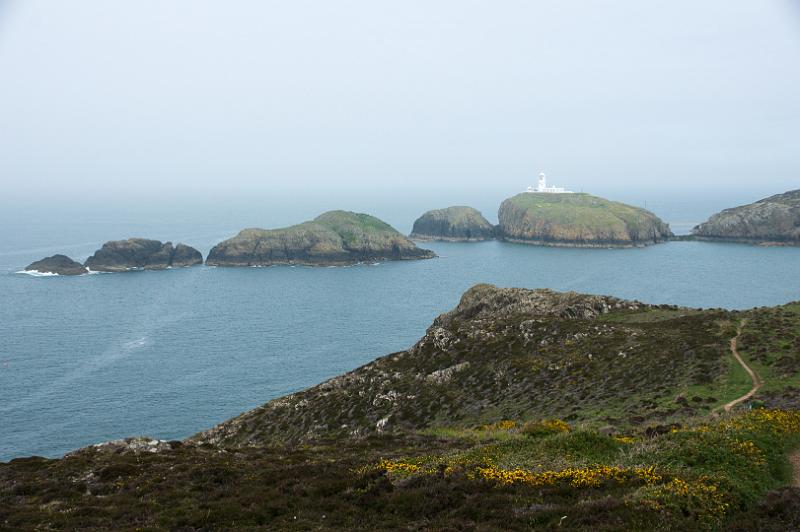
1, 190, 799, 461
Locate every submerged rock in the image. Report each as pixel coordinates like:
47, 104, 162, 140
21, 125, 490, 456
206, 210, 436, 267
84, 238, 203, 272
410, 206, 495, 241
497, 192, 673, 247
692, 189, 800, 245
24, 254, 88, 276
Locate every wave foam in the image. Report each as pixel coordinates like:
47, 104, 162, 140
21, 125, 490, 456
16, 270, 59, 277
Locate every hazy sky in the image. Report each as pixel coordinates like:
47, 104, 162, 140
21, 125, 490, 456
1, 0, 799, 202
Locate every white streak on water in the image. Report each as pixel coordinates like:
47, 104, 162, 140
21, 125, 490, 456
15, 270, 60, 277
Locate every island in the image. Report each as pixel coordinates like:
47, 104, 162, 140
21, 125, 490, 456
24, 254, 88, 276
4, 285, 800, 530
84, 238, 203, 272
497, 192, 673, 247
692, 189, 800, 246
409, 206, 495, 241
206, 210, 436, 267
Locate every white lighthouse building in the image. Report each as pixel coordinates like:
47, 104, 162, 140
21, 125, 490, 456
526, 173, 573, 194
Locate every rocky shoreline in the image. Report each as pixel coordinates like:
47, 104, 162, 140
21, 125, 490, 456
499, 236, 664, 248
692, 189, 800, 245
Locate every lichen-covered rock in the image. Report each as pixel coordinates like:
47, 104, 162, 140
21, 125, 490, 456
206, 210, 435, 266
410, 206, 495, 241
497, 193, 673, 247
24, 254, 88, 276
70, 437, 179, 456
84, 238, 203, 272
692, 189, 800, 245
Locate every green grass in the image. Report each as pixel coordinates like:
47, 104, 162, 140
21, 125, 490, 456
502, 193, 666, 236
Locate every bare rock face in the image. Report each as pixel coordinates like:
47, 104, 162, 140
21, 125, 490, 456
432, 283, 637, 325
410, 206, 495, 241
206, 210, 436, 267
692, 189, 800, 245
171, 243, 205, 268
497, 193, 673, 247
84, 238, 203, 272
24, 254, 88, 276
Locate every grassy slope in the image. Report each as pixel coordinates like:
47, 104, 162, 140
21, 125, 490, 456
3, 293, 800, 530
313, 210, 408, 249
502, 193, 666, 237
3, 412, 800, 530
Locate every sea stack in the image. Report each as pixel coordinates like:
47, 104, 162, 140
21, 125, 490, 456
206, 210, 436, 267
497, 178, 673, 247
84, 239, 203, 272
24, 254, 88, 276
692, 189, 800, 246
410, 206, 495, 241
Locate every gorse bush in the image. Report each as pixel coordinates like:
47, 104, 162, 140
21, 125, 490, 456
521, 418, 570, 437
361, 410, 800, 530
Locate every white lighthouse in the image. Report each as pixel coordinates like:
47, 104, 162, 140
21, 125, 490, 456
526, 172, 573, 194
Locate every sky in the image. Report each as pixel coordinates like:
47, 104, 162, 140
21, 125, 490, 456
0, 0, 799, 206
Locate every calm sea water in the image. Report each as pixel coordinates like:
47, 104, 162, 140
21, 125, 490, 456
1, 194, 799, 461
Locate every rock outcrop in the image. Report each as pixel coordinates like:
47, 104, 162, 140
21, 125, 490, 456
692, 189, 800, 245
24, 254, 88, 276
410, 206, 495, 241
191, 284, 734, 447
497, 193, 673, 247
206, 210, 436, 267
84, 239, 203, 272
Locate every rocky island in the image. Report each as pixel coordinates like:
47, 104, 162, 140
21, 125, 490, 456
84, 238, 203, 272
206, 210, 435, 267
497, 192, 673, 247
692, 189, 800, 245
4, 285, 800, 530
409, 206, 495, 241
24, 254, 88, 276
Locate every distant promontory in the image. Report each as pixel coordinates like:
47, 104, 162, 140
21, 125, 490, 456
692, 189, 800, 246
85, 239, 203, 272
497, 192, 673, 247
206, 210, 436, 267
410, 206, 495, 241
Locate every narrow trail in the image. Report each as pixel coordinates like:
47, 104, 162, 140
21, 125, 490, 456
790, 451, 800, 488
716, 321, 800, 489
722, 320, 762, 413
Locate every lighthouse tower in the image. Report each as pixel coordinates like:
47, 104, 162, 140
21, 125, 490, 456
525, 172, 574, 194
537, 173, 547, 192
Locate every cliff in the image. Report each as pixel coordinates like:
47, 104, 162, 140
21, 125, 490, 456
497, 193, 673, 247
206, 210, 435, 266
692, 189, 800, 245
409, 206, 495, 241
84, 239, 203, 272
192, 284, 731, 447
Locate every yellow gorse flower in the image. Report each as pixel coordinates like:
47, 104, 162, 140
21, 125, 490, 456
475, 464, 662, 488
